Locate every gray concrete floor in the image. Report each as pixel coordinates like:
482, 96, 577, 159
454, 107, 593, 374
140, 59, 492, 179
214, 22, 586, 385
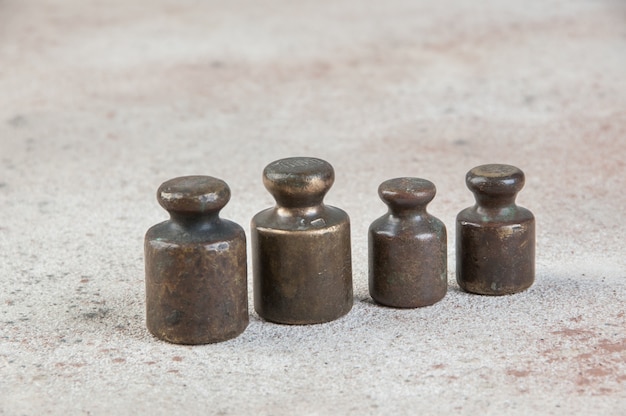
1, 0, 625, 414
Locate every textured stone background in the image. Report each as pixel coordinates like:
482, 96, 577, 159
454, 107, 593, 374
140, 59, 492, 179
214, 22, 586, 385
1, 0, 625, 414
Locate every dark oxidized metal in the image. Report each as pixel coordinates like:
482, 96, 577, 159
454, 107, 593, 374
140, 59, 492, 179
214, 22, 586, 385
369, 178, 447, 308
251, 157, 353, 324
144, 176, 248, 344
456, 164, 535, 295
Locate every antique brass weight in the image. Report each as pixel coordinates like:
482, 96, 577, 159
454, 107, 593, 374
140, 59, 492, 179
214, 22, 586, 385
456, 164, 535, 295
144, 176, 248, 344
251, 157, 353, 324
369, 178, 447, 308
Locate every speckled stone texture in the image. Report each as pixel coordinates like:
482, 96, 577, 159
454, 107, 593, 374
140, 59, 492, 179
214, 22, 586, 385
1, 0, 625, 414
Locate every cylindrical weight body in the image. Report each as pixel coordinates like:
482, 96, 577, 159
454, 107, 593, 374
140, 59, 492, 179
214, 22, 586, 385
456, 212, 534, 295
369, 218, 447, 307
252, 207, 352, 324
145, 224, 248, 344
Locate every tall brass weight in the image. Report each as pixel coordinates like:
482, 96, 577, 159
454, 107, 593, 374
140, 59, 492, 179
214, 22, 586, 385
251, 157, 353, 324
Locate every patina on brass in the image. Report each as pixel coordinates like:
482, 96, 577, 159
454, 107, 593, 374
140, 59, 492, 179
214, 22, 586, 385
144, 175, 248, 344
251, 157, 353, 324
456, 164, 535, 295
369, 178, 447, 308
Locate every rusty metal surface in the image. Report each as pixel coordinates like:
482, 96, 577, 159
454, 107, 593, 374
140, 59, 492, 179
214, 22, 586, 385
144, 176, 248, 344
456, 164, 535, 295
251, 157, 353, 324
369, 177, 447, 308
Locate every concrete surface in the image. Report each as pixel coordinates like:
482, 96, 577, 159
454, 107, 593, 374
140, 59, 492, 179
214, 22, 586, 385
1, 0, 625, 414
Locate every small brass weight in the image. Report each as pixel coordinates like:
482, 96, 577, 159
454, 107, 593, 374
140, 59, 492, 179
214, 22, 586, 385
369, 177, 447, 308
456, 164, 535, 295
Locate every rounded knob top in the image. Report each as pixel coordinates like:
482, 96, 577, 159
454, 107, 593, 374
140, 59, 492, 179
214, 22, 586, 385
379, 177, 436, 212
263, 157, 334, 208
157, 175, 230, 215
466, 164, 525, 197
